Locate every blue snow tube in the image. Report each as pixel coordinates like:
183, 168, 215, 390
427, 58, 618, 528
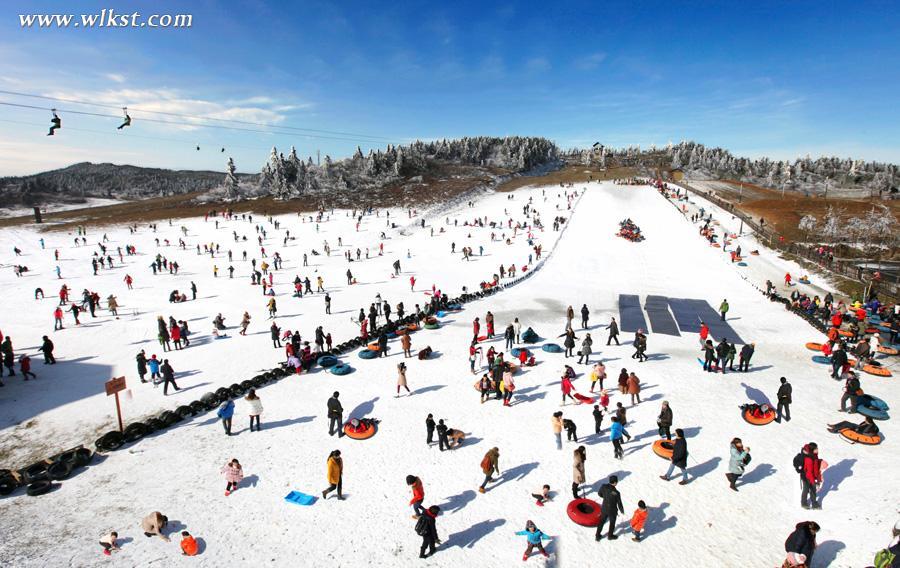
855, 395, 890, 421
521, 328, 539, 344
811, 355, 832, 364
435, 311, 447, 318
447, 304, 462, 311
542, 343, 563, 353
358, 349, 379, 360
510, 347, 530, 358
317, 355, 338, 368
737, 262, 748, 267
330, 364, 353, 376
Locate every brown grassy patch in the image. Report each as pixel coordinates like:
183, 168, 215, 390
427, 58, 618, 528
498, 164, 637, 192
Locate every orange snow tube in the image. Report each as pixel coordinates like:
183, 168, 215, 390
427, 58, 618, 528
837, 329, 854, 337
367, 342, 381, 351
862, 365, 892, 377
567, 498, 602, 527
750, 250, 760, 255
838, 428, 883, 445
343, 421, 376, 440
741, 405, 777, 426
652, 439, 674, 460
877, 346, 898, 356
712, 243, 721, 248
805, 342, 823, 351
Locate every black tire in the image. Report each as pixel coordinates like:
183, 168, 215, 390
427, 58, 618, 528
0, 474, 18, 496
145, 418, 165, 432
189, 400, 206, 414
215, 387, 231, 400
47, 461, 72, 481
200, 392, 220, 409
74, 448, 93, 467
124, 422, 149, 443
57, 450, 79, 467
23, 462, 49, 484
252, 376, 266, 388
101, 431, 125, 451
175, 405, 194, 419
26, 480, 53, 497
240, 379, 254, 390
158, 411, 180, 427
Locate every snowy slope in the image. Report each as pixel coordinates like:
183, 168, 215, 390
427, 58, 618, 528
0, 182, 896, 568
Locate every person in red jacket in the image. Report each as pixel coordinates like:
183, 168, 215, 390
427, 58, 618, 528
407, 475, 425, 518
831, 313, 843, 328
561, 375, 576, 405
170, 324, 182, 350
796, 443, 823, 510
53, 307, 64, 330
699, 322, 709, 347
472, 317, 481, 343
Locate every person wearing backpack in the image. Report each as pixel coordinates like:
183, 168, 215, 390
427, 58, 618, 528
414, 505, 441, 559
783, 521, 819, 567
873, 518, 900, 568
726, 438, 750, 491
516, 520, 551, 560
793, 443, 823, 510
478, 447, 500, 493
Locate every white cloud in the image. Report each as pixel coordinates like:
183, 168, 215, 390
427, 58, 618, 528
575, 52, 607, 70
104, 73, 126, 83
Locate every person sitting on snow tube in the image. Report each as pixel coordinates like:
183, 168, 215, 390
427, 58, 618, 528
746, 403, 773, 419
827, 416, 879, 435
347, 418, 367, 433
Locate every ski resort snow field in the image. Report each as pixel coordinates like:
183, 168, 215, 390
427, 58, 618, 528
0, 182, 896, 567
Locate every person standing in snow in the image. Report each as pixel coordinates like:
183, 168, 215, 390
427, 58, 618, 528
580, 304, 590, 329
472, 317, 481, 343
657, 401, 673, 440
504, 324, 515, 350
436, 419, 450, 451
589, 362, 606, 392
478, 447, 500, 493
246, 389, 263, 431
606, 317, 620, 345
396, 362, 410, 397
407, 475, 426, 518
610, 416, 626, 460
217, 399, 235, 435
513, 318, 522, 343
660, 428, 690, 485
626, 372, 641, 405
563, 329, 576, 358
416, 505, 441, 559
565, 305, 575, 331
592, 405, 604, 435
783, 521, 819, 568
594, 475, 624, 541
776, 377, 792, 423
795, 443, 823, 510
738, 342, 755, 371
322, 450, 344, 500
270, 322, 281, 348
401, 332, 412, 358
517, 520, 551, 560
719, 299, 729, 321
560, 374, 576, 405
726, 438, 750, 491
328, 391, 343, 437
572, 445, 586, 498
221, 458, 243, 496
630, 501, 648, 542
578, 333, 593, 365
161, 359, 179, 395
39, 336, 55, 365
425, 414, 436, 445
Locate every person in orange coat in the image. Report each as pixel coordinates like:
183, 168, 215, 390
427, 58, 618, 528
179, 531, 198, 556
407, 475, 425, 518
630, 500, 648, 542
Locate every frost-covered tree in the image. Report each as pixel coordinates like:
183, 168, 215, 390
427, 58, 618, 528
798, 215, 817, 242
819, 206, 845, 245
224, 157, 240, 199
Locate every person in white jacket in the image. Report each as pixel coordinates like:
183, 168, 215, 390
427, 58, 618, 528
246, 389, 263, 432
513, 318, 522, 343
502, 370, 515, 406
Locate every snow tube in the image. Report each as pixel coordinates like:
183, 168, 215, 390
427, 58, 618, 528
510, 348, 530, 358
124, 422, 150, 443
358, 349, 378, 360
750, 250, 760, 255
837, 329, 854, 337
330, 364, 353, 376
811, 355, 832, 364
23, 462, 48, 484
542, 343, 563, 353
159, 411, 181, 426
367, 343, 381, 351
798, 279, 810, 285
521, 328, 539, 343
856, 395, 890, 420
567, 498, 602, 527
406, 323, 419, 332
175, 405, 194, 419
47, 461, 72, 481
652, 439, 674, 460
424, 322, 440, 330
476, 335, 487, 342
741, 404, 777, 426
26, 480, 53, 497
343, 421, 376, 440
573, 393, 594, 404
0, 474, 18, 496
863, 365, 892, 377
447, 304, 462, 311
435, 311, 447, 318
877, 346, 898, 356
737, 262, 748, 267
839, 428, 883, 445
317, 355, 338, 368
97, 431, 125, 451
805, 342, 823, 351
74, 448, 93, 468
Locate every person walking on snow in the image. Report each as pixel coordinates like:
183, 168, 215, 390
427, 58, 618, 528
161, 359, 179, 395
40, 336, 55, 364
626, 372, 641, 405
221, 458, 243, 496
594, 475, 624, 541
660, 428, 690, 484
565, 305, 575, 331
630, 501, 648, 542
719, 299, 729, 321
776, 377, 792, 422
610, 416, 626, 460
589, 362, 606, 392
517, 520, 551, 561
572, 445, 586, 498
407, 475, 426, 518
415, 505, 441, 559
396, 362, 410, 396
783, 521, 819, 568
726, 438, 750, 491
246, 389, 263, 431
322, 450, 344, 500
328, 392, 343, 437
606, 317, 620, 345
478, 447, 500, 493
578, 333, 593, 365
794, 443, 823, 510
217, 399, 235, 435
560, 375, 576, 405
563, 329, 576, 358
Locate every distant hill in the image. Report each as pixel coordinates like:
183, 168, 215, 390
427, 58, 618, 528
0, 162, 258, 206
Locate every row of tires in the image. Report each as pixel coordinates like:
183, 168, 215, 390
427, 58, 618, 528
1, 447, 94, 497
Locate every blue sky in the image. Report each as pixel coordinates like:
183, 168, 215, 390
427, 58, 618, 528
0, 0, 898, 175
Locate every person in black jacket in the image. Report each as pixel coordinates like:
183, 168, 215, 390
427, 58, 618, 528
830, 343, 848, 379
776, 377, 792, 423
606, 317, 619, 345
580, 304, 589, 329
327, 392, 343, 437
436, 419, 449, 451
592, 405, 604, 435
378, 333, 388, 357
161, 359, 179, 395
594, 475, 624, 540
270, 322, 281, 348
738, 342, 754, 371
417, 505, 441, 558
784, 521, 819, 567
425, 414, 436, 445
702, 340, 716, 372
40, 336, 56, 365
504, 324, 515, 350
657, 401, 673, 440
660, 428, 690, 484
839, 372, 860, 413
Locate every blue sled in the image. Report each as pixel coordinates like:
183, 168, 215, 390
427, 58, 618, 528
285, 491, 317, 506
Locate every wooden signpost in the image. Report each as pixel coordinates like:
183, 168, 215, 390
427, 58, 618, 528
105, 376, 127, 433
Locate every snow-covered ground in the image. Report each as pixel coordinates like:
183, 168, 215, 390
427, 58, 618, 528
0, 182, 896, 567
0, 197, 125, 219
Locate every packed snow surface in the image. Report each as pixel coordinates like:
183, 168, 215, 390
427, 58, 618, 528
0, 182, 896, 567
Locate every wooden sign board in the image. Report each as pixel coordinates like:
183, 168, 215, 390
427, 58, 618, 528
105, 376, 126, 396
